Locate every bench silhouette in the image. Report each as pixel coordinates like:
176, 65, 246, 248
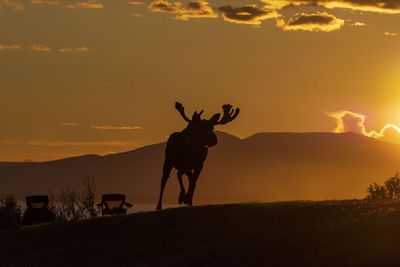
22, 195, 55, 225
97, 194, 133, 216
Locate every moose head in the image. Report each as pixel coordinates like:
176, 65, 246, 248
175, 102, 240, 148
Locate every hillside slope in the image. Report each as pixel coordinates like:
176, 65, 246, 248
1, 132, 400, 202
1, 201, 400, 266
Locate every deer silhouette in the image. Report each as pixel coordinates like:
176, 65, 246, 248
156, 102, 240, 210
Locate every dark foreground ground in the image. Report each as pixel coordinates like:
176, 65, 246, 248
1, 200, 400, 266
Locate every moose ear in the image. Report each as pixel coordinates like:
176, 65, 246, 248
192, 111, 201, 121
209, 113, 220, 124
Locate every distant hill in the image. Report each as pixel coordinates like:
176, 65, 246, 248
1, 132, 400, 203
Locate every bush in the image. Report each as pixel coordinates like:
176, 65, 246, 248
81, 173, 98, 218
366, 183, 388, 201
55, 174, 99, 221
366, 172, 400, 201
384, 173, 400, 200
57, 185, 84, 221
0, 195, 21, 230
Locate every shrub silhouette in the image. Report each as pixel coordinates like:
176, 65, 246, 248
366, 183, 388, 201
0, 195, 21, 229
57, 185, 84, 221
384, 173, 400, 199
366, 172, 400, 201
56, 174, 99, 221
81, 174, 98, 218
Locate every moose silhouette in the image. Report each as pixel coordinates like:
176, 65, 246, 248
156, 102, 240, 210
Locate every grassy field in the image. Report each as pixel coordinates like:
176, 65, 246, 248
1, 200, 400, 266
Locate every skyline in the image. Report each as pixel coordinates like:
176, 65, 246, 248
1, 0, 400, 161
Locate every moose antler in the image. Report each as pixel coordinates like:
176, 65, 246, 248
175, 102, 191, 122
213, 104, 240, 125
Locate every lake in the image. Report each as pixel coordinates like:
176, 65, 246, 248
17, 201, 180, 215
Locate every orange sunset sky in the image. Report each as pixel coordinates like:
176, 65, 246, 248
1, 0, 400, 162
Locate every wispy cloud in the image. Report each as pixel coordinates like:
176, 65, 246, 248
65, 1, 104, 9
0, 0, 24, 11
91, 125, 142, 130
327, 110, 400, 144
148, 0, 217, 21
30, 44, 50, 51
59, 122, 81, 126
0, 44, 21, 51
30, 0, 60, 5
384, 32, 397, 36
0, 140, 135, 146
277, 12, 345, 32
75, 1, 103, 9
60, 122, 141, 130
128, 1, 143, 5
132, 13, 144, 17
59, 46, 89, 53
352, 21, 366, 26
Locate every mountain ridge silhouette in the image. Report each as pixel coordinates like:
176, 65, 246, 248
1, 131, 400, 203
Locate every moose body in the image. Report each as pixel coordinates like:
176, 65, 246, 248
156, 102, 239, 210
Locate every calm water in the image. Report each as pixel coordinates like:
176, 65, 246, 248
17, 201, 180, 214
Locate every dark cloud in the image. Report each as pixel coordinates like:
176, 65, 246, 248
262, 0, 400, 14
148, 0, 217, 20
148, 0, 179, 13
289, 13, 334, 25
217, 5, 279, 25
278, 12, 344, 31
187, 2, 201, 9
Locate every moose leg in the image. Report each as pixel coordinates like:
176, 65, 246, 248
186, 166, 203, 207
186, 174, 195, 207
177, 171, 185, 205
156, 160, 173, 210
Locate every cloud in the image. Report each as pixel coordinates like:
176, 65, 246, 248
217, 5, 279, 25
384, 31, 397, 36
0, 0, 24, 11
59, 46, 89, 53
75, 1, 103, 9
352, 21, 366, 26
327, 110, 400, 144
0, 44, 21, 50
1, 0, 105, 10
128, 1, 143, 5
132, 13, 144, 17
261, 0, 400, 14
91, 125, 142, 130
30, 44, 50, 51
148, 0, 180, 12
60, 122, 81, 126
148, 0, 217, 21
277, 12, 344, 32
0, 140, 135, 146
327, 110, 368, 135
65, 1, 104, 9
60, 122, 141, 130
30, 0, 60, 5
